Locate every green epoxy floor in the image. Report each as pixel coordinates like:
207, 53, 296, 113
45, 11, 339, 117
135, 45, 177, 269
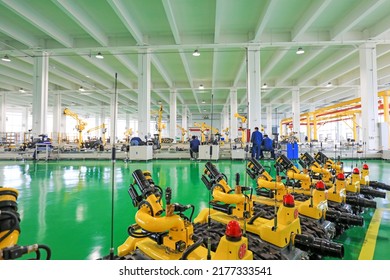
0, 159, 389, 260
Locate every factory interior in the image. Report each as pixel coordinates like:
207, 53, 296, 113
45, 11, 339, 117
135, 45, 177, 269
0, 0, 389, 263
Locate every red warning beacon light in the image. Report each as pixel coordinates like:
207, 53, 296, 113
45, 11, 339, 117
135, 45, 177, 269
225, 220, 242, 241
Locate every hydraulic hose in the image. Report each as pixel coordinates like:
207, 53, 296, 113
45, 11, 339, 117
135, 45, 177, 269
0, 210, 20, 243
346, 195, 376, 209
325, 210, 364, 226
37, 244, 52, 260
294, 234, 344, 259
180, 235, 204, 260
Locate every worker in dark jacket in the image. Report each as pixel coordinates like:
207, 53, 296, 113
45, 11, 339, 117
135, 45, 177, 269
250, 127, 263, 160
261, 134, 275, 159
189, 135, 200, 160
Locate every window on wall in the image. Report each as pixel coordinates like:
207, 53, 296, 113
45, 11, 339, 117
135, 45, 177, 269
5, 112, 23, 132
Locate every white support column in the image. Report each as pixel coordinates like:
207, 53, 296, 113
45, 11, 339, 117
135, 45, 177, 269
100, 106, 105, 127
52, 93, 62, 144
138, 50, 151, 140
247, 46, 261, 131
188, 113, 193, 128
110, 93, 118, 146
92, 113, 97, 129
359, 43, 379, 150
266, 104, 272, 135
169, 90, 177, 142
32, 52, 49, 135
125, 113, 130, 129
182, 105, 187, 141
0, 94, 5, 132
230, 89, 238, 141
292, 87, 301, 141
22, 107, 29, 134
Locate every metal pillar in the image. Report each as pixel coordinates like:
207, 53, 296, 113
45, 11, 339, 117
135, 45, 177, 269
359, 43, 379, 150
266, 104, 272, 135
32, 52, 49, 135
52, 93, 62, 144
138, 49, 151, 140
0, 94, 5, 132
247, 46, 261, 130
169, 90, 177, 142
110, 92, 118, 146
230, 89, 238, 141
292, 87, 300, 141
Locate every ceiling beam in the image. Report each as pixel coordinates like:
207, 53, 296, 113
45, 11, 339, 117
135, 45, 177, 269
292, 0, 332, 41
52, 0, 109, 46
331, 0, 386, 41
253, 0, 279, 41
107, 0, 144, 45
1, 0, 73, 47
297, 48, 358, 85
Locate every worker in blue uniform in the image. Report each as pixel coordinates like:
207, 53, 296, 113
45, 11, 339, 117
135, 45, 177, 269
189, 135, 200, 160
250, 127, 263, 160
261, 134, 275, 159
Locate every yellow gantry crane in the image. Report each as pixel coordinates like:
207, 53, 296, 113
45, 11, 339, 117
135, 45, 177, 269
234, 112, 247, 144
176, 124, 187, 143
87, 123, 107, 145
63, 108, 87, 149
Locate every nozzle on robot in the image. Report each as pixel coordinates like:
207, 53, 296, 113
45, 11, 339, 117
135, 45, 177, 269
359, 187, 386, 199
294, 234, 344, 259
325, 210, 364, 226
346, 195, 377, 209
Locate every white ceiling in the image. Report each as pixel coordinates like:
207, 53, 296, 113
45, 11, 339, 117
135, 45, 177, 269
1, 0, 390, 121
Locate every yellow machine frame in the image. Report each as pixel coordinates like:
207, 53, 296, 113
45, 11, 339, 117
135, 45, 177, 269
86, 123, 107, 146
63, 108, 87, 149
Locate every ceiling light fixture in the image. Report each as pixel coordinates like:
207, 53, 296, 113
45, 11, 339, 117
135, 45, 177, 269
201, 100, 205, 104
79, 86, 85, 92
262, 83, 268, 88
198, 84, 204, 90
95, 52, 104, 59
2, 55, 11, 62
296, 47, 305, 55
192, 49, 200, 57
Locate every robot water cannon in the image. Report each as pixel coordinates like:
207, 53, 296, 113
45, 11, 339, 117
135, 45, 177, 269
246, 158, 266, 180
275, 154, 295, 174
314, 151, 343, 174
267, 194, 345, 259
119, 171, 253, 260
333, 173, 377, 209
350, 168, 386, 199
299, 152, 334, 185
360, 164, 390, 191
275, 155, 312, 191
0, 187, 51, 260
129, 169, 164, 216
201, 161, 226, 191
277, 196, 344, 259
